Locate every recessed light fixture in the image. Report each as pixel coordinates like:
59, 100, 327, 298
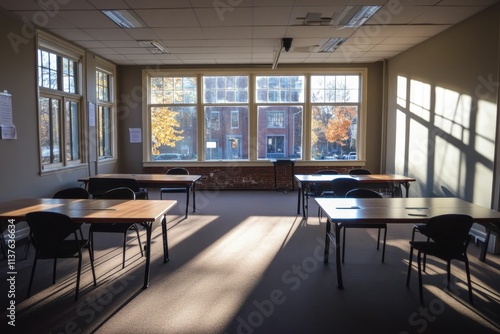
318, 37, 346, 53
102, 10, 145, 29
139, 40, 171, 54
333, 6, 381, 28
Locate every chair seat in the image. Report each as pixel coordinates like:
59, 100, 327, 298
37, 239, 90, 259
410, 241, 468, 261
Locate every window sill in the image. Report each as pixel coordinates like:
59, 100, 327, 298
39, 162, 87, 176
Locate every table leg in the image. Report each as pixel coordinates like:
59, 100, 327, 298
192, 182, 196, 212
143, 222, 152, 289
323, 220, 344, 289
334, 222, 344, 289
297, 182, 302, 215
162, 214, 169, 263
402, 182, 410, 197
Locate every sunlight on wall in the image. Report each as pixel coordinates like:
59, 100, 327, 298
409, 79, 431, 121
475, 99, 496, 161
394, 75, 496, 201
434, 136, 464, 197
474, 162, 493, 207
434, 87, 471, 144
408, 119, 428, 182
395, 109, 406, 175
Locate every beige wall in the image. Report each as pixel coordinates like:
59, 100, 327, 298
386, 5, 500, 208
0, 11, 116, 202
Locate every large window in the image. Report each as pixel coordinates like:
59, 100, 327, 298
96, 66, 115, 159
149, 77, 198, 160
145, 71, 364, 162
203, 76, 249, 160
311, 75, 360, 160
37, 36, 83, 170
256, 75, 303, 159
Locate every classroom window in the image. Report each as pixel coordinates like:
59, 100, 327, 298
310, 75, 360, 160
145, 71, 363, 162
149, 76, 198, 160
37, 36, 83, 171
203, 76, 249, 160
96, 68, 114, 159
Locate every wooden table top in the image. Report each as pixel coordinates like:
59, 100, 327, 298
316, 197, 500, 224
0, 198, 177, 224
78, 173, 201, 184
295, 174, 416, 183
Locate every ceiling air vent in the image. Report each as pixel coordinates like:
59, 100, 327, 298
300, 12, 333, 26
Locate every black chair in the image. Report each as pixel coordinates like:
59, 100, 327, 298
89, 187, 144, 269
25, 211, 96, 301
344, 188, 387, 263
348, 168, 372, 175
88, 177, 148, 199
318, 177, 359, 222
53, 187, 90, 240
406, 214, 474, 304
160, 168, 191, 219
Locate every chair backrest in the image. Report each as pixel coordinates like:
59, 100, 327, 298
100, 187, 136, 200
425, 214, 473, 250
26, 211, 78, 256
345, 188, 383, 198
88, 178, 140, 198
166, 168, 189, 175
330, 178, 359, 197
348, 168, 372, 175
53, 187, 89, 199
316, 170, 340, 175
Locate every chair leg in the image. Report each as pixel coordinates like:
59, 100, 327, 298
381, 226, 387, 263
53, 258, 57, 284
417, 250, 424, 304
27, 257, 38, 298
122, 233, 127, 269
87, 246, 97, 286
75, 254, 82, 301
342, 227, 346, 263
134, 225, 144, 257
446, 260, 451, 289
406, 246, 413, 286
464, 256, 473, 304
376, 228, 381, 250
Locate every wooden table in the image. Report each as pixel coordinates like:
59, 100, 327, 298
78, 173, 201, 216
316, 197, 500, 289
295, 174, 416, 218
0, 198, 177, 289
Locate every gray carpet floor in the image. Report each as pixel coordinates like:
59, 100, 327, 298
1, 190, 499, 334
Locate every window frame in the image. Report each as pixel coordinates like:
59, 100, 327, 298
37, 30, 85, 173
143, 68, 367, 165
95, 58, 117, 161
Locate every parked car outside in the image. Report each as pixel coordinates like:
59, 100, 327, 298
153, 153, 182, 160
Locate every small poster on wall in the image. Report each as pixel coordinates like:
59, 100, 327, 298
0, 91, 17, 139
129, 128, 142, 143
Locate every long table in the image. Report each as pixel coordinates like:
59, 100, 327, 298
78, 173, 201, 217
295, 174, 416, 218
0, 198, 177, 289
315, 197, 500, 289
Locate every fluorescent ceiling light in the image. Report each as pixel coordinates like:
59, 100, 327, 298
333, 6, 381, 28
139, 40, 171, 54
318, 37, 346, 53
102, 10, 145, 28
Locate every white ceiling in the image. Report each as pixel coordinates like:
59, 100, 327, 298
0, 0, 498, 66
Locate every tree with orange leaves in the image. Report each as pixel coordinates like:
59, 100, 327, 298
151, 107, 184, 155
325, 107, 356, 146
